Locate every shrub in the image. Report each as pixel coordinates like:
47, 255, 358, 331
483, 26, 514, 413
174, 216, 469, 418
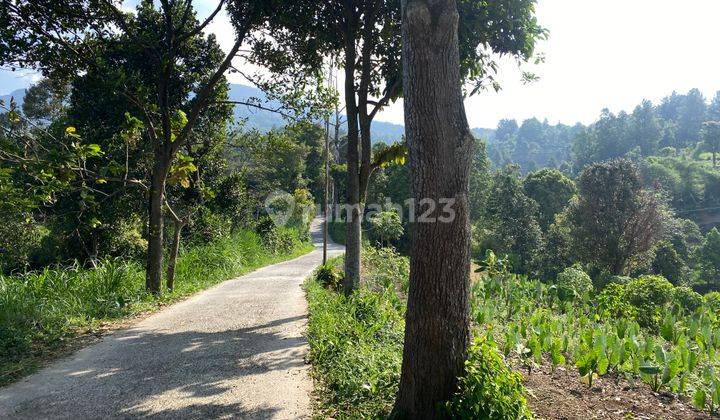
597, 283, 637, 321
555, 266, 593, 302
362, 247, 410, 294
368, 210, 404, 248
703, 291, 720, 312
0, 217, 45, 273
315, 264, 343, 290
625, 275, 674, 330
444, 338, 533, 419
259, 226, 300, 255
673, 286, 703, 312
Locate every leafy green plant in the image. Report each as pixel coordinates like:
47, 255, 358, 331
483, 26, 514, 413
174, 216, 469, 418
315, 264, 343, 290
444, 339, 533, 419
555, 265, 593, 302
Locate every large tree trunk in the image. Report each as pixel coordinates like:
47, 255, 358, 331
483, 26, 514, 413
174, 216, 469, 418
393, 0, 474, 417
342, 15, 362, 296
146, 154, 169, 294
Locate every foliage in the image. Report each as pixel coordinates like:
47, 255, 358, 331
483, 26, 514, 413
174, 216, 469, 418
568, 159, 667, 275
471, 251, 720, 413
443, 339, 533, 419
624, 275, 676, 330
368, 210, 404, 248
651, 241, 686, 285
479, 166, 543, 274
523, 168, 576, 230
697, 228, 720, 292
305, 275, 404, 419
315, 263, 344, 290
555, 266, 593, 302
0, 228, 312, 384
674, 286, 703, 312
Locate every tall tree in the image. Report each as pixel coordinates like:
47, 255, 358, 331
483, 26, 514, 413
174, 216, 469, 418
393, 0, 473, 415
393, 0, 543, 415
4, 0, 269, 293
251, 0, 545, 294
523, 168, 576, 230
701, 121, 720, 166
568, 159, 667, 275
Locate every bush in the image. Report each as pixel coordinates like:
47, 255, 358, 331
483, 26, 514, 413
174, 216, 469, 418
259, 225, 300, 255
703, 291, 720, 312
363, 247, 410, 294
673, 286, 703, 312
444, 338, 533, 419
0, 217, 45, 273
625, 275, 674, 330
315, 264, 343, 290
597, 283, 638, 321
555, 266, 593, 302
188, 208, 231, 244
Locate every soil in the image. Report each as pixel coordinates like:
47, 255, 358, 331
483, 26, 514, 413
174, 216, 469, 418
517, 360, 716, 419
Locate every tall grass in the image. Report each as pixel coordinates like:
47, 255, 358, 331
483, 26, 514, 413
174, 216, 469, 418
0, 228, 312, 385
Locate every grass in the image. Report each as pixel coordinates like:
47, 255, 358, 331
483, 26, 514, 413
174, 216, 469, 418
0, 228, 313, 385
305, 249, 532, 419
305, 255, 405, 418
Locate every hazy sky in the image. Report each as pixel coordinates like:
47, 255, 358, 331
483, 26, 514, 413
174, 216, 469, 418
2, 0, 720, 129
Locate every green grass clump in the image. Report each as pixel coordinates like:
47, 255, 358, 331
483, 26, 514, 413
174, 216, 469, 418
0, 228, 312, 385
305, 270, 404, 418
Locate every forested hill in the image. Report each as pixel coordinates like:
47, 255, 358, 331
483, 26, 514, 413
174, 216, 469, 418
489, 88, 720, 173
2, 84, 494, 144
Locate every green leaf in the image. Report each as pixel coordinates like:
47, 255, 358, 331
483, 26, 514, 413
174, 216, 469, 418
693, 389, 706, 410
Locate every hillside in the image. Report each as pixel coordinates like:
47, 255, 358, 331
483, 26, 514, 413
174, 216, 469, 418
1, 84, 494, 144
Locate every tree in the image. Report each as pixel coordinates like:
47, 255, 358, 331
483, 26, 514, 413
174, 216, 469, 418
568, 159, 667, 275
483, 167, 543, 273
697, 227, 720, 292
628, 100, 661, 156
701, 121, 720, 166
523, 168, 576, 230
252, 0, 545, 294
4, 0, 273, 293
651, 241, 685, 285
393, 0, 473, 415
395, 2, 543, 414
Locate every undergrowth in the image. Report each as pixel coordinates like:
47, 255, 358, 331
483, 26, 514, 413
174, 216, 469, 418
305, 250, 533, 419
0, 228, 312, 385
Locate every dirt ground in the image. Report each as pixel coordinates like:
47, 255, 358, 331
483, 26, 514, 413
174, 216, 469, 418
518, 360, 715, 419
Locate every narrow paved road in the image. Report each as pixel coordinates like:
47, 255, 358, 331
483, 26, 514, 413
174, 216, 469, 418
0, 219, 343, 419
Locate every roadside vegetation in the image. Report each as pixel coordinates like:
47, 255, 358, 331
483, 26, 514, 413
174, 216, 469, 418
0, 226, 311, 385
306, 249, 532, 419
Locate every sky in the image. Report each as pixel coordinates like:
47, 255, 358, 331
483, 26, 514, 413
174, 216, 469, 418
2, 0, 720, 129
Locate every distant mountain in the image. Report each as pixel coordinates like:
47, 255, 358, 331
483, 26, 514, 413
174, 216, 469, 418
0, 88, 26, 110
0, 84, 495, 143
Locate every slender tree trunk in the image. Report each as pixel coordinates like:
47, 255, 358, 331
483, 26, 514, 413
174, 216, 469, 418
342, 14, 362, 295
393, 0, 474, 417
324, 106, 331, 264
166, 218, 185, 291
146, 153, 169, 294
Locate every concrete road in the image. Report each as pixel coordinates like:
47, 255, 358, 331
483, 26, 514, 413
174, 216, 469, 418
0, 218, 343, 419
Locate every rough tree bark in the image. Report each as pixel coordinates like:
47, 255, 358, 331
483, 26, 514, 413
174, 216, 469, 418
146, 154, 170, 294
393, 0, 474, 417
166, 215, 187, 291
342, 3, 363, 295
